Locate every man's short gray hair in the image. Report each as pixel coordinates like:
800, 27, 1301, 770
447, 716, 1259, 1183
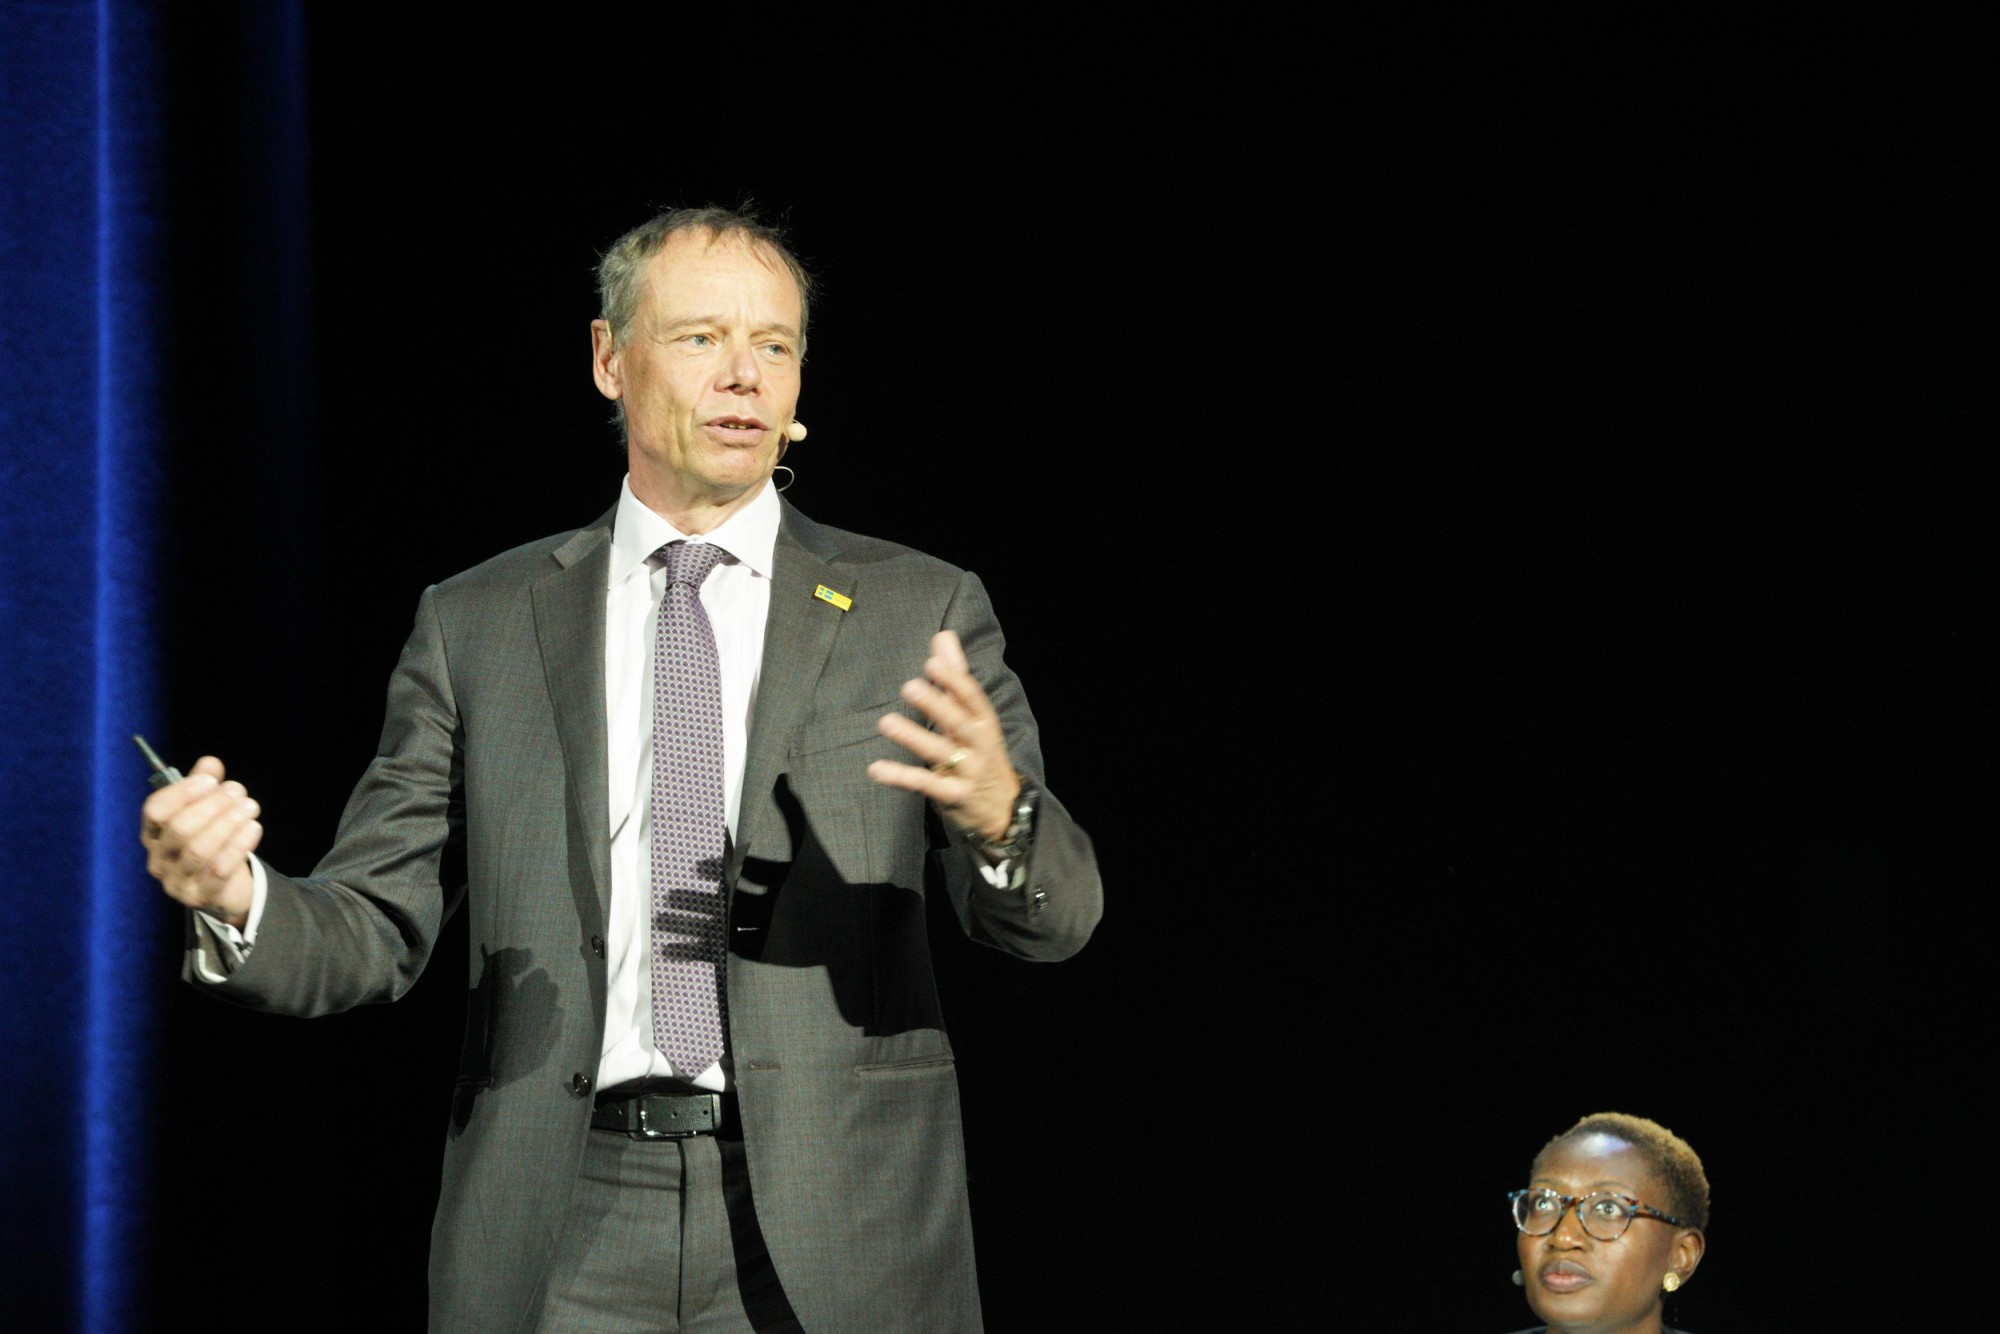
595, 205, 814, 354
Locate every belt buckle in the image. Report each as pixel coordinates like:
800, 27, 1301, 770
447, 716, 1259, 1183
634, 1094, 708, 1140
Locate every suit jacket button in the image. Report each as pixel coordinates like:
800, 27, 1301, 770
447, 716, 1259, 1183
590, 936, 605, 958
571, 1072, 592, 1096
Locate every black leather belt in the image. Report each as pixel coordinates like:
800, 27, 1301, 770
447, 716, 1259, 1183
591, 1088, 727, 1140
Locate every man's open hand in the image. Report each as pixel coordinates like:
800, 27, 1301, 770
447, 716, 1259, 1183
868, 631, 1021, 842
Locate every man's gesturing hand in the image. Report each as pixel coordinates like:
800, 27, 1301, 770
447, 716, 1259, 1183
868, 631, 1021, 842
139, 756, 261, 928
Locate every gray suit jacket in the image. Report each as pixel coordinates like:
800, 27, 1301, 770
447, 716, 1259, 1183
191, 499, 1103, 1331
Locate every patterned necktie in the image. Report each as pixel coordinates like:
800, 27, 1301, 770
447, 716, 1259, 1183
650, 540, 729, 1077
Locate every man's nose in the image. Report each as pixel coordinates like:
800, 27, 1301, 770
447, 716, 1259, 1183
717, 339, 763, 392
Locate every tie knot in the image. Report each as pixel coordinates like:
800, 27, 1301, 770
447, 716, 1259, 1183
658, 540, 727, 587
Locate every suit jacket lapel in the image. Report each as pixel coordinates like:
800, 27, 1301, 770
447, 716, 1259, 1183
532, 512, 615, 925
738, 501, 850, 864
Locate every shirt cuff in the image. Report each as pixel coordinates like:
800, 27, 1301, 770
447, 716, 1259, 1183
966, 781, 1037, 892
976, 853, 1025, 892
189, 855, 269, 982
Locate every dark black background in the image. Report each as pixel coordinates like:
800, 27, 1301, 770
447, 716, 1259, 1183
118, 10, 1978, 1332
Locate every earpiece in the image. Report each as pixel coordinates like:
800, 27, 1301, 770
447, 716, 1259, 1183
1511, 1270, 1524, 1287
784, 420, 808, 443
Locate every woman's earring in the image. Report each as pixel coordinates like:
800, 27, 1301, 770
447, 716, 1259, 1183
1511, 1270, 1524, 1287
784, 419, 808, 442
1662, 1272, 1681, 1293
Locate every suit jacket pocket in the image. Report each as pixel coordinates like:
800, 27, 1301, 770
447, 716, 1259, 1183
791, 700, 907, 758
854, 1054, 957, 1078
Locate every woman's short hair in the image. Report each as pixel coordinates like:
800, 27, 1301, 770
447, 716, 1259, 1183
1534, 1111, 1711, 1230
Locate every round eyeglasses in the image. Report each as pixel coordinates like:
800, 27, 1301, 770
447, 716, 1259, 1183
1509, 1188, 1693, 1242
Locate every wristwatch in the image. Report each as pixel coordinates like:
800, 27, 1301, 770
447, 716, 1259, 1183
961, 777, 1039, 861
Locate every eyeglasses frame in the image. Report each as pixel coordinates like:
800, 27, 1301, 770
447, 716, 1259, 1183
1508, 1187, 1695, 1241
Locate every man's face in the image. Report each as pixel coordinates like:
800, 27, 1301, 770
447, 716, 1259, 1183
592, 229, 803, 511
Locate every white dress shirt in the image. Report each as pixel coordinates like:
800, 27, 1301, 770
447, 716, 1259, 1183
596, 475, 778, 1093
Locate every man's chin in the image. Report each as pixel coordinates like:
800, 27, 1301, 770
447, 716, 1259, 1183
637, 446, 772, 484
707, 466, 775, 497
691, 445, 778, 490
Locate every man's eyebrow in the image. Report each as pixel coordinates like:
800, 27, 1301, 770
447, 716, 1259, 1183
655, 316, 801, 340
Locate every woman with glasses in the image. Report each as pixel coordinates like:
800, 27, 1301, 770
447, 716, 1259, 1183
1506, 1112, 1708, 1334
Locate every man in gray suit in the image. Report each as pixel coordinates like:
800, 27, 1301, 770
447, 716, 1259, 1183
140, 207, 1102, 1331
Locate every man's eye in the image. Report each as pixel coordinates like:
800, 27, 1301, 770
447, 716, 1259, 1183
684, 334, 712, 347
762, 343, 791, 358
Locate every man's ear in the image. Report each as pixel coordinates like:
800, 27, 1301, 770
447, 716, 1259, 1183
590, 319, 622, 402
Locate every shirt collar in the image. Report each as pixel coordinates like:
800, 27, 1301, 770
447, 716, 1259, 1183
608, 475, 782, 588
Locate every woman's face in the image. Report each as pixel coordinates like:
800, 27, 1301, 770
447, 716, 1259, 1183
1517, 1132, 1703, 1333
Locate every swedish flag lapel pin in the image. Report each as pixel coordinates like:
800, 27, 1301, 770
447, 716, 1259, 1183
813, 584, 853, 612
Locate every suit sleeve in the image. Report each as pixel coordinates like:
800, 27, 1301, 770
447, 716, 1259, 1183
930, 570, 1103, 962
181, 584, 467, 1014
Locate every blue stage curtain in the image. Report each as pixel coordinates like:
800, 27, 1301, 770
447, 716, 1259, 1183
1, 3, 164, 1328
1, 3, 304, 1327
